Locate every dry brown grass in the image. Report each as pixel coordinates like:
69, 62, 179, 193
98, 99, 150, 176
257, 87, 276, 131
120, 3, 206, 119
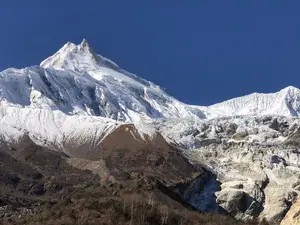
1, 183, 268, 225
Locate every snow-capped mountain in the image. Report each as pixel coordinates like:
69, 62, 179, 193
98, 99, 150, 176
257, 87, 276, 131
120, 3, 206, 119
39, 39, 205, 122
205, 86, 300, 118
0, 39, 205, 153
41, 38, 300, 121
1, 39, 300, 125
2, 40, 300, 223
0, 39, 300, 151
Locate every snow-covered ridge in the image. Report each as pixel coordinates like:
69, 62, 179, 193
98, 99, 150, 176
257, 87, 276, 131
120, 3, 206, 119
0, 40, 300, 152
206, 86, 300, 118
1, 40, 300, 123
39, 39, 300, 120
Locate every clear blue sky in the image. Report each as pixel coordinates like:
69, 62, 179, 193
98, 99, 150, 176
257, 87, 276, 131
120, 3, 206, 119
0, 1, 300, 105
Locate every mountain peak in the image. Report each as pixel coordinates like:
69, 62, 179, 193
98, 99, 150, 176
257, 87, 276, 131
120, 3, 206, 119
40, 40, 118, 72
279, 85, 299, 94
80, 38, 89, 47
78, 39, 94, 53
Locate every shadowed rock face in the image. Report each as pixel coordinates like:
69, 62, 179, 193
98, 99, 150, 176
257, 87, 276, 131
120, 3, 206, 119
286, 128, 300, 146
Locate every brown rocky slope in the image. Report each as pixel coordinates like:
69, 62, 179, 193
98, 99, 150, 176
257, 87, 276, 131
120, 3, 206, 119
0, 125, 268, 225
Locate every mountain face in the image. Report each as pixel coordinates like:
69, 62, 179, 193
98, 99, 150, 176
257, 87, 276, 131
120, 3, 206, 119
1, 40, 300, 224
0, 40, 205, 125
40, 39, 206, 121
